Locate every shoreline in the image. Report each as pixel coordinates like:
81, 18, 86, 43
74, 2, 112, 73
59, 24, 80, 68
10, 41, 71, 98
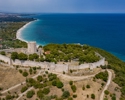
16, 19, 38, 43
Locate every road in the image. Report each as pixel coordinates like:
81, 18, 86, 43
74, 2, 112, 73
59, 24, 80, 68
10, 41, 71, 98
1, 69, 43, 94
99, 70, 112, 100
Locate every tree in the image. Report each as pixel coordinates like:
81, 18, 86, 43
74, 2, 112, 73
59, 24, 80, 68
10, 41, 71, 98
37, 90, 44, 99
104, 90, 109, 95
42, 88, 50, 95
18, 53, 28, 60
71, 85, 77, 92
26, 90, 35, 98
56, 81, 64, 88
11, 52, 18, 60
0, 51, 5, 55
23, 71, 28, 77
37, 75, 43, 82
62, 91, 70, 99
69, 81, 73, 85
52, 80, 57, 86
29, 68, 33, 74
86, 84, 90, 88
21, 86, 28, 93
91, 94, 95, 99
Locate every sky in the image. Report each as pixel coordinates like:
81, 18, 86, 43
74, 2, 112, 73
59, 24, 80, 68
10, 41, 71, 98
0, 0, 125, 13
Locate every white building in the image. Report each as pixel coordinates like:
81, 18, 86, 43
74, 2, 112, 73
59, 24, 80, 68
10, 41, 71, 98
27, 41, 37, 54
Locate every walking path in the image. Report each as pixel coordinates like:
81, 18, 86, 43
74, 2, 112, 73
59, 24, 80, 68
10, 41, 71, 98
99, 70, 112, 100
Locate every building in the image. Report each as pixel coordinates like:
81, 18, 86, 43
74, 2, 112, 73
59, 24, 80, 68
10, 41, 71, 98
27, 41, 37, 54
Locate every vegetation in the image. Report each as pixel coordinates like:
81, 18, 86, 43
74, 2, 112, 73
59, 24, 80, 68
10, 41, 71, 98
95, 71, 108, 82
91, 94, 95, 99
26, 90, 35, 98
21, 86, 28, 93
86, 84, 90, 88
91, 46, 125, 98
62, 91, 70, 99
71, 85, 77, 92
22, 71, 28, 77
42, 44, 100, 64
104, 90, 109, 95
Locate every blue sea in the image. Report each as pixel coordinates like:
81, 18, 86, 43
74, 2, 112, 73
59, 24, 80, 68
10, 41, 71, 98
20, 14, 125, 61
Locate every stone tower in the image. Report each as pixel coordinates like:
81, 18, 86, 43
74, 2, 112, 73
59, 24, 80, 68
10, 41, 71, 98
28, 41, 37, 54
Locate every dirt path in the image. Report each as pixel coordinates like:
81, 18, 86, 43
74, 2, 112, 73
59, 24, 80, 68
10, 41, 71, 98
99, 70, 112, 100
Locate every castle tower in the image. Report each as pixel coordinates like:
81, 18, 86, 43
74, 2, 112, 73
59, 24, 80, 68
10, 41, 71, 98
28, 41, 37, 54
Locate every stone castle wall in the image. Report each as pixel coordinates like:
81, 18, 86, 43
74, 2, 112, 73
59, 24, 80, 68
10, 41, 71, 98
0, 54, 11, 65
68, 58, 105, 70
0, 54, 105, 73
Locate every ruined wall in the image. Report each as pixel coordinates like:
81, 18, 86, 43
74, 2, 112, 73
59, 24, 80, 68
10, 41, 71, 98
69, 58, 105, 70
0, 54, 11, 65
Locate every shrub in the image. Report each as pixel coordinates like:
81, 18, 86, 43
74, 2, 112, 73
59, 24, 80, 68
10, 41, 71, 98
42, 88, 50, 95
68, 97, 73, 100
104, 90, 109, 95
71, 85, 76, 92
23, 71, 28, 77
69, 81, 73, 86
52, 80, 57, 86
73, 94, 77, 98
56, 81, 64, 88
37, 75, 43, 82
86, 84, 90, 88
19, 69, 23, 73
62, 91, 70, 99
37, 90, 44, 99
26, 90, 35, 98
21, 86, 28, 93
91, 94, 95, 99
82, 85, 85, 90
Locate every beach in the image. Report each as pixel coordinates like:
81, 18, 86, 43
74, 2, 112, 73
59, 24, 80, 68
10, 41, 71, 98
16, 20, 37, 43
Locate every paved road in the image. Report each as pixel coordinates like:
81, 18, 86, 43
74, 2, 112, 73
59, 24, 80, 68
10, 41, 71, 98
1, 70, 43, 94
99, 70, 112, 100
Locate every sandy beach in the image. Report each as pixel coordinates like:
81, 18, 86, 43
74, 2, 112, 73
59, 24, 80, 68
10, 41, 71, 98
16, 20, 37, 43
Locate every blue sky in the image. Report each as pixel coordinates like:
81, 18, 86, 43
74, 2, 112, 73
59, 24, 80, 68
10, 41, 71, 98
0, 0, 125, 13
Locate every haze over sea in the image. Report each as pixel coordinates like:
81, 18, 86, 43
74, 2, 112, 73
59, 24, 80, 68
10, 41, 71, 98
20, 14, 125, 61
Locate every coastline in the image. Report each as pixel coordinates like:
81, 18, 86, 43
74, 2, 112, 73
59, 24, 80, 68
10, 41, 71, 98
16, 19, 38, 43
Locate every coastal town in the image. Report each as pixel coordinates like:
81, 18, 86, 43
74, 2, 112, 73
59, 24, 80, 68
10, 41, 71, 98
0, 13, 125, 100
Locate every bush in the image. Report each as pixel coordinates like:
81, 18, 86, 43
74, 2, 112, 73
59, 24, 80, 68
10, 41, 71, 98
23, 71, 28, 77
68, 97, 73, 100
95, 71, 108, 82
42, 88, 50, 95
37, 75, 43, 82
69, 81, 73, 85
91, 94, 95, 99
104, 90, 109, 95
19, 69, 23, 73
62, 91, 70, 99
6, 95, 13, 100
26, 90, 35, 98
37, 90, 44, 99
71, 85, 76, 92
56, 81, 64, 88
73, 94, 77, 98
21, 86, 28, 93
86, 84, 90, 88
82, 85, 85, 90
52, 80, 57, 86
112, 96, 116, 100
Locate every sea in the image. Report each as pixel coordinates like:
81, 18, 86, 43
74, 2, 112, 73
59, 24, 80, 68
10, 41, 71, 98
20, 14, 125, 61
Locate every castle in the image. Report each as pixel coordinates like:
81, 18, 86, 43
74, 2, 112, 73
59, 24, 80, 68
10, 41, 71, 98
0, 42, 106, 73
